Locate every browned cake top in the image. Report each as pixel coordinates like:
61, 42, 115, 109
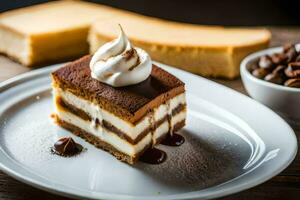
52, 55, 185, 123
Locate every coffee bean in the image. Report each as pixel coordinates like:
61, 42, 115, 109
283, 43, 294, 52
249, 62, 259, 71
258, 55, 274, 69
284, 78, 300, 88
272, 65, 286, 74
296, 54, 300, 62
252, 68, 269, 79
285, 62, 300, 78
285, 46, 298, 62
271, 53, 288, 65
264, 73, 284, 84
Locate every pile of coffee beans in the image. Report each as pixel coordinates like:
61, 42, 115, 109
250, 44, 300, 88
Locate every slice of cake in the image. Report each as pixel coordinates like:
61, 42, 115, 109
0, 0, 120, 66
51, 26, 186, 164
89, 16, 271, 79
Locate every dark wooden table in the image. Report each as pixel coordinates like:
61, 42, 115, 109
0, 27, 299, 200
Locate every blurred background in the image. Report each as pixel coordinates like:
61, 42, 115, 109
1, 0, 300, 26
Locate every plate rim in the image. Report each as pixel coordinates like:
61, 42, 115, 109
0, 62, 298, 200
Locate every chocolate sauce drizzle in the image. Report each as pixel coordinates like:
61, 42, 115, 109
139, 148, 167, 164
51, 137, 84, 157
161, 133, 185, 146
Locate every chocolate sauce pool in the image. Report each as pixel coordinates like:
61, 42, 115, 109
51, 137, 83, 157
140, 133, 185, 164
161, 133, 185, 146
139, 148, 167, 164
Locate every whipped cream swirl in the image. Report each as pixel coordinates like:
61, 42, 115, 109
90, 25, 152, 87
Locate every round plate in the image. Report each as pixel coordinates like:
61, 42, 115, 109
0, 62, 297, 200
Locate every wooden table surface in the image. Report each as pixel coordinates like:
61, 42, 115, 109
0, 27, 299, 200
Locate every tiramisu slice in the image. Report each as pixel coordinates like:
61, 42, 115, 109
51, 26, 186, 164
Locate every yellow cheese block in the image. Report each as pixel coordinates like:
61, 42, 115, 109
89, 14, 271, 78
0, 0, 120, 66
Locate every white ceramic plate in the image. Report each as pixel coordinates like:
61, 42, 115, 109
0, 62, 297, 200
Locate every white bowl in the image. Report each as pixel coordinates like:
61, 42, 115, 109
241, 44, 300, 127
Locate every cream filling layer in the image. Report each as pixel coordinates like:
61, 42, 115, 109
171, 110, 186, 128
152, 121, 169, 144
152, 110, 186, 144
53, 88, 186, 140
56, 109, 152, 156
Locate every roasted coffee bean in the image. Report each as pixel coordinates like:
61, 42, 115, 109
283, 43, 294, 53
272, 65, 286, 74
252, 68, 269, 79
285, 62, 300, 78
271, 53, 288, 65
264, 73, 284, 84
284, 45, 298, 62
284, 78, 300, 88
258, 55, 274, 69
249, 62, 259, 71
296, 54, 300, 62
